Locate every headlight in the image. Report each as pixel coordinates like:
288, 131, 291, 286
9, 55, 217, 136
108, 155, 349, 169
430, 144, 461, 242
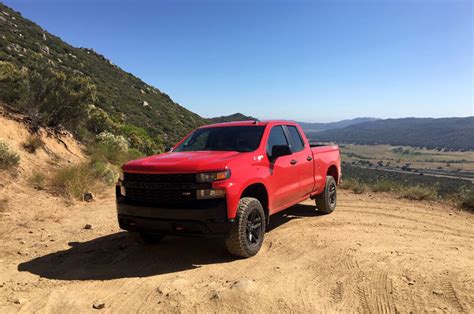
196, 170, 231, 183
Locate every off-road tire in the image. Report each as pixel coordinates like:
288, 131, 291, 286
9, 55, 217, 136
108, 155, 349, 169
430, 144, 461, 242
138, 232, 165, 244
225, 197, 266, 258
315, 176, 337, 214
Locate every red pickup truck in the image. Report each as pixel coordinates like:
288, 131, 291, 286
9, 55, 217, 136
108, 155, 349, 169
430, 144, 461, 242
116, 120, 341, 257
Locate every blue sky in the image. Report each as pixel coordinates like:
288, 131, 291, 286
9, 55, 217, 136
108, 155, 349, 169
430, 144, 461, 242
4, 0, 473, 122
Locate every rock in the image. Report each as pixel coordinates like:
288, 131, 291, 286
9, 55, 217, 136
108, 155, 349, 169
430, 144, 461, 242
83, 192, 94, 202
143, 101, 149, 107
230, 279, 254, 291
84, 224, 93, 230
19, 240, 26, 245
0, 15, 6, 22
209, 290, 221, 300
14, 298, 28, 305
42, 33, 47, 41
92, 302, 105, 310
433, 290, 443, 295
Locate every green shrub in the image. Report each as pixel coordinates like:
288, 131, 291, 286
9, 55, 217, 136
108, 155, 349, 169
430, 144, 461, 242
29, 171, 46, 189
0, 142, 20, 170
22, 134, 42, 153
89, 132, 144, 165
398, 185, 438, 201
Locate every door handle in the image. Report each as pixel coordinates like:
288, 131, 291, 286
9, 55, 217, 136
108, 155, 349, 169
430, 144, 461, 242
290, 159, 297, 165
307, 156, 313, 161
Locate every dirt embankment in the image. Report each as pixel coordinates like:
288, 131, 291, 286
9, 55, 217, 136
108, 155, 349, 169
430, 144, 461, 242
0, 111, 473, 313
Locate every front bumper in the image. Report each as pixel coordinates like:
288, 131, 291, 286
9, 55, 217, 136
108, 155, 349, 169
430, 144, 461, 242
116, 196, 233, 236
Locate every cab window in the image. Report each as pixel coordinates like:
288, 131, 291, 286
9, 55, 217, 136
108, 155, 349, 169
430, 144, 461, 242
266, 126, 288, 156
287, 125, 305, 152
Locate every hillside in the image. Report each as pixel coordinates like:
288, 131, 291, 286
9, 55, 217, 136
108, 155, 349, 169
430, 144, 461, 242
208, 113, 257, 123
298, 117, 379, 133
308, 117, 474, 151
0, 3, 208, 153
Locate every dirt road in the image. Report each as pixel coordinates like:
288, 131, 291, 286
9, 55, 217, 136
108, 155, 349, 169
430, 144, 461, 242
0, 186, 472, 313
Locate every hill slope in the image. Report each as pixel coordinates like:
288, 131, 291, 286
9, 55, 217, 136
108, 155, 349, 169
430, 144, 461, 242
208, 113, 257, 123
308, 117, 474, 150
298, 117, 379, 132
0, 3, 207, 153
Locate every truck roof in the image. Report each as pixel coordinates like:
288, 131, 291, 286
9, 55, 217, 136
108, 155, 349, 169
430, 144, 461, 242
201, 120, 299, 128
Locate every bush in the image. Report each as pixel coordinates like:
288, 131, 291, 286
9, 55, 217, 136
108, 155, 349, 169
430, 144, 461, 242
460, 191, 474, 211
29, 171, 46, 190
340, 178, 366, 194
372, 180, 399, 193
398, 185, 438, 201
22, 134, 42, 153
0, 142, 20, 170
89, 132, 144, 165
52, 161, 118, 200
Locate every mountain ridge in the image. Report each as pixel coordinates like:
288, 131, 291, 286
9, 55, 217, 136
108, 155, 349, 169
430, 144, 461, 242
308, 116, 474, 151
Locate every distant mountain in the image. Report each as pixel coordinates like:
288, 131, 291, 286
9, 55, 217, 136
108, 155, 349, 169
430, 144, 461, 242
208, 113, 257, 123
298, 117, 380, 132
0, 3, 206, 153
307, 117, 474, 151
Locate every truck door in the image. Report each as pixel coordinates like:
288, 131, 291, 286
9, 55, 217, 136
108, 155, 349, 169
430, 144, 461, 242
284, 125, 315, 197
266, 125, 300, 210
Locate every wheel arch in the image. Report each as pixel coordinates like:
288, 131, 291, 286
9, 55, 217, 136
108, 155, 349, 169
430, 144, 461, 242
240, 182, 269, 224
326, 164, 339, 184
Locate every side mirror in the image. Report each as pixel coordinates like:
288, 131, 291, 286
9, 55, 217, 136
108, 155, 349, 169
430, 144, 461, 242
165, 147, 174, 153
270, 145, 292, 161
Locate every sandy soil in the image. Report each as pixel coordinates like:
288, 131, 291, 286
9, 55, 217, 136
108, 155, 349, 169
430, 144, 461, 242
0, 111, 473, 313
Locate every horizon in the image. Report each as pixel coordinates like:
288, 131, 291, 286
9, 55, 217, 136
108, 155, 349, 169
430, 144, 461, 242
3, 0, 473, 123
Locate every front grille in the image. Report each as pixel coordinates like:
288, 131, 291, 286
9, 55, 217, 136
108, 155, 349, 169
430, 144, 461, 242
122, 172, 211, 207
124, 173, 197, 183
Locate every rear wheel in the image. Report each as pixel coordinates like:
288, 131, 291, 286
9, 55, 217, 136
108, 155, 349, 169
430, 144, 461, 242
315, 176, 337, 214
225, 197, 265, 258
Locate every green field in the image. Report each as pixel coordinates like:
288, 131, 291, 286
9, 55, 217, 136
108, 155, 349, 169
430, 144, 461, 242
340, 144, 474, 176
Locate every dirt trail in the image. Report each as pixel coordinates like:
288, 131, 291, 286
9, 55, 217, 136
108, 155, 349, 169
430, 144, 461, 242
0, 188, 472, 313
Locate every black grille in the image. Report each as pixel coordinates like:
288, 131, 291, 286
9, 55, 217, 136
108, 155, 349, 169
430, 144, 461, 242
122, 172, 210, 207
124, 173, 197, 183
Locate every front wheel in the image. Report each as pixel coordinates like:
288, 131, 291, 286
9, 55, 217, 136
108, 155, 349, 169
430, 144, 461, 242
225, 197, 266, 258
315, 176, 337, 214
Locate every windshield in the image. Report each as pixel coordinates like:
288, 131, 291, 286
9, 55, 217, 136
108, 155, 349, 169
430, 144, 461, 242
174, 126, 265, 152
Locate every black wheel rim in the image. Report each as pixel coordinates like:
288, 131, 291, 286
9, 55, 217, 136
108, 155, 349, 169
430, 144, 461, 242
329, 183, 337, 206
246, 209, 263, 247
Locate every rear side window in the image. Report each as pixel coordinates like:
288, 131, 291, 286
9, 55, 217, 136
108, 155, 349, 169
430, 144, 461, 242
287, 125, 305, 152
266, 126, 288, 156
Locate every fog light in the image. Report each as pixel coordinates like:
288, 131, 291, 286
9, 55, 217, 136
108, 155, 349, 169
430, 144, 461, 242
196, 189, 225, 199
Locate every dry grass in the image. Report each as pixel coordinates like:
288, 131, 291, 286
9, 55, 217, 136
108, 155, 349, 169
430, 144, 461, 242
0, 141, 19, 170
52, 163, 99, 200
22, 134, 42, 154
398, 185, 438, 201
52, 160, 116, 200
29, 171, 46, 190
340, 178, 367, 194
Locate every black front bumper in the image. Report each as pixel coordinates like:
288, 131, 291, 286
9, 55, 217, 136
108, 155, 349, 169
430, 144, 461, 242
116, 196, 233, 236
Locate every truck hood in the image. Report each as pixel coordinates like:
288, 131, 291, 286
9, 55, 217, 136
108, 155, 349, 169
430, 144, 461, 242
122, 151, 243, 173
